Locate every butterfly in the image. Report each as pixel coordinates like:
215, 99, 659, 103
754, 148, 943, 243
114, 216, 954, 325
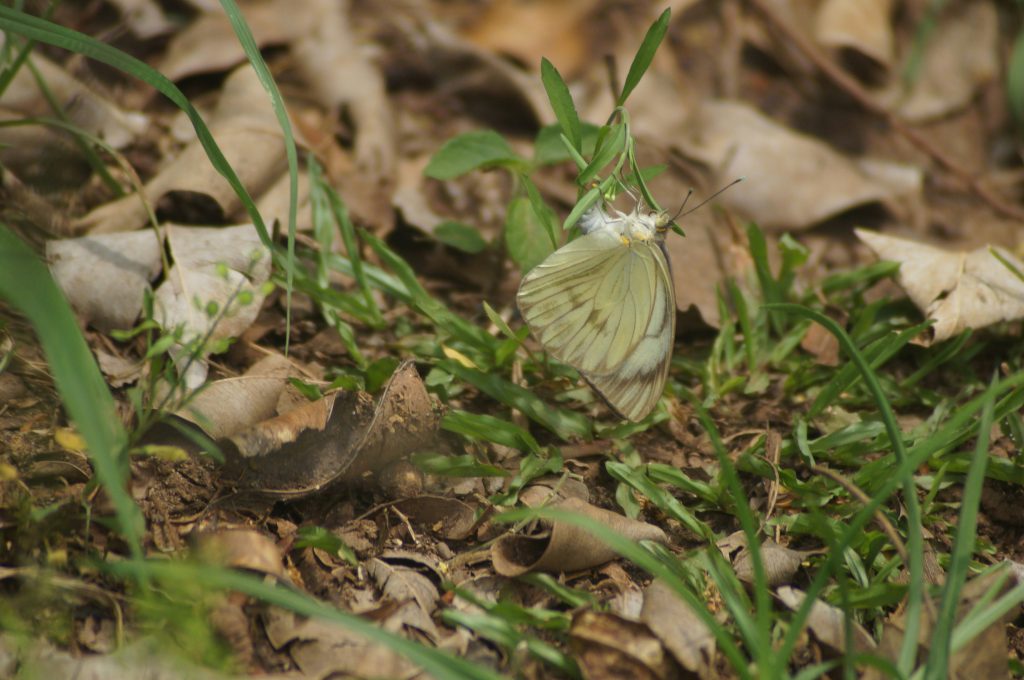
516, 202, 676, 422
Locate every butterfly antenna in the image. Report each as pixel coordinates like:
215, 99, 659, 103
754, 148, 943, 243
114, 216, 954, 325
675, 177, 745, 219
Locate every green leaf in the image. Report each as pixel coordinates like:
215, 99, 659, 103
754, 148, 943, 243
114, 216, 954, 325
411, 452, 507, 477
440, 360, 591, 440
442, 409, 540, 453
433, 221, 488, 254
540, 57, 581, 152
425, 130, 523, 179
0, 224, 142, 558
533, 123, 600, 166
563, 186, 602, 231
522, 176, 559, 250
578, 123, 626, 187
505, 195, 556, 272
618, 8, 671, 106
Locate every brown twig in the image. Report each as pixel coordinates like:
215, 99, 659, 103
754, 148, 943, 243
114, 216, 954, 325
747, 0, 1024, 222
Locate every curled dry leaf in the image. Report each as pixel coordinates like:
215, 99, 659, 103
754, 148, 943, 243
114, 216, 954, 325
857, 229, 1024, 344
570, 610, 681, 680
174, 353, 293, 439
518, 475, 590, 507
222, 362, 440, 498
676, 100, 921, 230
777, 586, 875, 656
491, 497, 668, 577
76, 66, 289, 234
46, 229, 162, 332
640, 578, 716, 677
718, 530, 810, 587
814, 0, 894, 69
876, 2, 998, 122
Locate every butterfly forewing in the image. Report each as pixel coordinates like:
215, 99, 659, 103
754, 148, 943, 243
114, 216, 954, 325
517, 230, 675, 421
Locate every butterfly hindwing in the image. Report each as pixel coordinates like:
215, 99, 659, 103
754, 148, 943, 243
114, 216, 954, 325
517, 231, 675, 421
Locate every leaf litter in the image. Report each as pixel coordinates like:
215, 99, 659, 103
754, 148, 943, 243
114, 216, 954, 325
4, 1, 1024, 678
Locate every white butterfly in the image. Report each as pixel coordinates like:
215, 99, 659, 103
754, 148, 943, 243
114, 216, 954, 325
516, 202, 676, 422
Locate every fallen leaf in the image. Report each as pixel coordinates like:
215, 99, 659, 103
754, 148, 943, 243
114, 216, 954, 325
174, 353, 294, 439
676, 100, 922, 230
388, 495, 478, 541
154, 223, 272, 383
814, 0, 894, 69
718, 530, 810, 587
222, 362, 440, 498
75, 66, 290, 234
857, 229, 1024, 343
261, 606, 422, 679
640, 578, 716, 677
491, 497, 668, 576
194, 528, 284, 579
876, 2, 998, 122
570, 610, 680, 680
106, 0, 174, 38
777, 586, 876, 655
867, 565, 1019, 679
800, 319, 841, 366
46, 229, 162, 332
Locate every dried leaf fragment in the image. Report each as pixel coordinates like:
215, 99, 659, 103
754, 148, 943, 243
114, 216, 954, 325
640, 578, 716, 676
857, 229, 1024, 343
570, 610, 680, 680
491, 497, 668, 576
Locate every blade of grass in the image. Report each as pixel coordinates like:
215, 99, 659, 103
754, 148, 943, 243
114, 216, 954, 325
923, 378, 996, 680
540, 57, 580, 152
617, 8, 670, 106
0, 224, 142, 559
767, 303, 924, 674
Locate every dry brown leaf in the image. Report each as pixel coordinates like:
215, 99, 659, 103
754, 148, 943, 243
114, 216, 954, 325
718, 530, 810, 587
867, 565, 1020, 680
664, 209, 752, 328
174, 353, 293, 439
675, 100, 921, 230
857, 229, 1024, 343
47, 229, 162, 332
777, 585, 876, 655
491, 497, 668, 576
194, 527, 284, 578
388, 495, 478, 541
570, 610, 680, 680
261, 606, 424, 680
640, 578, 716, 677
1, 53, 147, 149
76, 66, 289, 234
800, 320, 841, 366
291, 0, 395, 180
877, 2, 998, 122
106, 0, 174, 38
222, 362, 440, 497
158, 0, 310, 81
814, 0, 894, 68
366, 557, 439, 617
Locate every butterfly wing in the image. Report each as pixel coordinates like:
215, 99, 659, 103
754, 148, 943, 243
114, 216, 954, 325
517, 231, 675, 421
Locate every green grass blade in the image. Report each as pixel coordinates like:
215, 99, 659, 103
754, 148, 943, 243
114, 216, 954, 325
540, 57, 581, 152
766, 303, 924, 673
0, 224, 143, 558
923, 378, 996, 680
617, 8, 670, 106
